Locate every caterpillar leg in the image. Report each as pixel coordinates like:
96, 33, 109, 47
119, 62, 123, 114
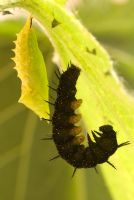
91, 130, 100, 142
118, 141, 130, 148
93, 130, 102, 137
70, 126, 82, 136
71, 99, 82, 110
48, 85, 57, 92
69, 114, 81, 124
72, 167, 77, 178
44, 100, 55, 106
40, 137, 53, 140
55, 70, 61, 79
106, 161, 116, 170
73, 135, 85, 145
94, 167, 98, 174
41, 118, 52, 122
49, 155, 60, 161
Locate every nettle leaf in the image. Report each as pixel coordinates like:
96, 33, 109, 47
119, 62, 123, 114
0, 0, 134, 200
53, 0, 67, 5
12, 16, 49, 118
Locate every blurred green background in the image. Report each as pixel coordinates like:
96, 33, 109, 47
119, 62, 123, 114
0, 0, 134, 200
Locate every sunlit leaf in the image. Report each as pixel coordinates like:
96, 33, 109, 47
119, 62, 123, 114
0, 0, 134, 200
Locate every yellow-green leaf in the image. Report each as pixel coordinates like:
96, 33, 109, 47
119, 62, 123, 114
53, 0, 67, 5
12, 16, 49, 119
1, 0, 134, 200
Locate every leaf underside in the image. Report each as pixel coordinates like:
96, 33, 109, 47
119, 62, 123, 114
0, 0, 134, 200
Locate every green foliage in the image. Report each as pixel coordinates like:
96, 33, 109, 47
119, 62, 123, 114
0, 0, 134, 200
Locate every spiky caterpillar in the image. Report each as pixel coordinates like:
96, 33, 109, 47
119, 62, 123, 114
49, 64, 130, 176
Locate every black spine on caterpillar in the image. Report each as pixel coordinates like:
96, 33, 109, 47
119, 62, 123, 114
52, 64, 130, 171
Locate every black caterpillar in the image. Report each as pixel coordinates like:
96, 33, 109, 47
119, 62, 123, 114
44, 64, 130, 177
